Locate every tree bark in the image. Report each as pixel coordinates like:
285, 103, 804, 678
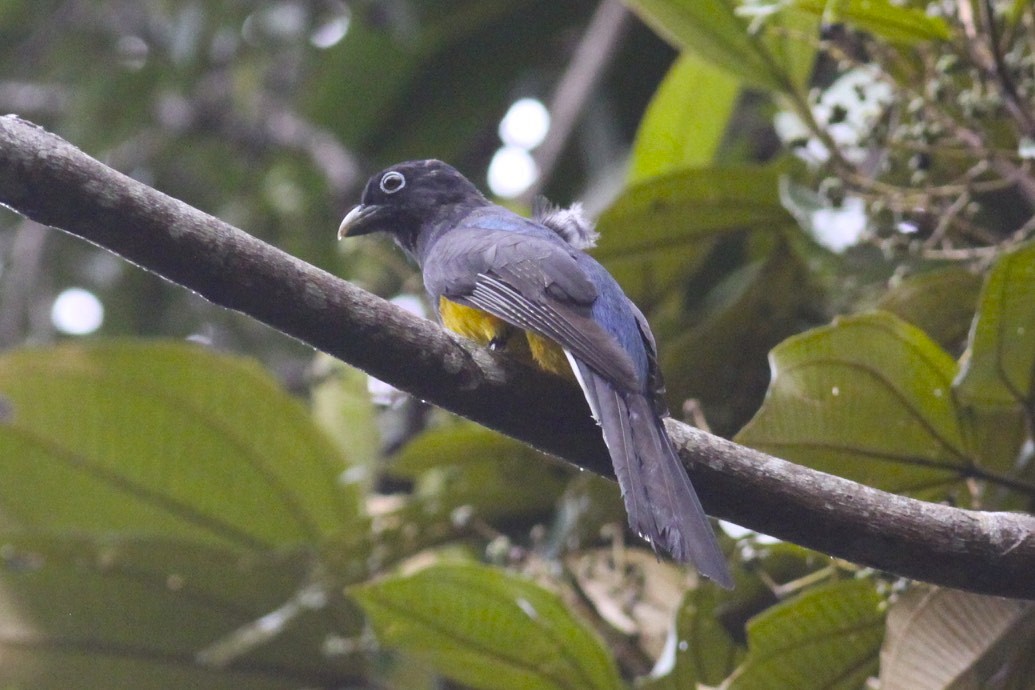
2, 114, 1033, 599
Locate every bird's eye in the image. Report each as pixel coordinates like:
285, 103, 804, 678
379, 171, 406, 194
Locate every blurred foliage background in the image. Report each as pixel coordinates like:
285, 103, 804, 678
1, 0, 1035, 688
0, 0, 678, 386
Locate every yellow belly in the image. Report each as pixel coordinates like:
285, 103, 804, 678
438, 297, 572, 378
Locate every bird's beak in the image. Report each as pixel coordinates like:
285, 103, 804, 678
337, 204, 382, 239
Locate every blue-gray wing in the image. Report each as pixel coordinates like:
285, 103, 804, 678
422, 222, 641, 391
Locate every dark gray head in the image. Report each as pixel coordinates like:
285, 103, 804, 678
338, 159, 488, 254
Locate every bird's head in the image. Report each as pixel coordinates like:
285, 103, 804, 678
338, 159, 487, 255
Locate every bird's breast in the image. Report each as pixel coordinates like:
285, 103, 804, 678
438, 297, 506, 344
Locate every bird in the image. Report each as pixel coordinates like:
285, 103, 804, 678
338, 159, 732, 589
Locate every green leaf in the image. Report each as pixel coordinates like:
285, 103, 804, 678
756, 4, 822, 92
629, 53, 741, 183
350, 562, 623, 690
309, 3, 595, 165
306, 15, 419, 150
310, 353, 381, 494
788, 0, 952, 44
625, 0, 791, 92
950, 243, 1035, 479
390, 424, 571, 521
0, 342, 356, 548
595, 165, 793, 301
0, 532, 364, 688
1006, 0, 1027, 29
731, 579, 885, 689
642, 586, 743, 689
955, 241, 1035, 408
735, 312, 972, 500
875, 266, 983, 353
660, 241, 817, 436
880, 586, 1035, 690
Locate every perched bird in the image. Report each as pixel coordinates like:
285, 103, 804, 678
339, 160, 732, 588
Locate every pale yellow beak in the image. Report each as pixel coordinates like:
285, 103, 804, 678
337, 204, 380, 240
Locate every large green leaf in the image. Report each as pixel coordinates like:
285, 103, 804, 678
628, 53, 741, 183
757, 3, 822, 92
880, 586, 1035, 690
350, 562, 623, 690
661, 240, 816, 435
954, 240, 1035, 408
736, 312, 972, 500
308, 2, 509, 150
641, 585, 743, 689
875, 265, 983, 353
309, 354, 381, 494
0, 532, 365, 688
951, 243, 1035, 483
625, 0, 791, 92
309, 2, 595, 166
731, 579, 885, 689
595, 165, 793, 301
788, 0, 952, 44
0, 342, 356, 548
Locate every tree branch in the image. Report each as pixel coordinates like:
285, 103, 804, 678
2, 115, 1034, 600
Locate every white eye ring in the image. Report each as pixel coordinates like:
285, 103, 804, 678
380, 171, 406, 194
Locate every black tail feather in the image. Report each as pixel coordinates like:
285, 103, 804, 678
571, 359, 733, 589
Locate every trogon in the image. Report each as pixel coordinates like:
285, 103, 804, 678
339, 159, 732, 589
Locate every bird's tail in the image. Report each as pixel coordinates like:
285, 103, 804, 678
569, 358, 733, 589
